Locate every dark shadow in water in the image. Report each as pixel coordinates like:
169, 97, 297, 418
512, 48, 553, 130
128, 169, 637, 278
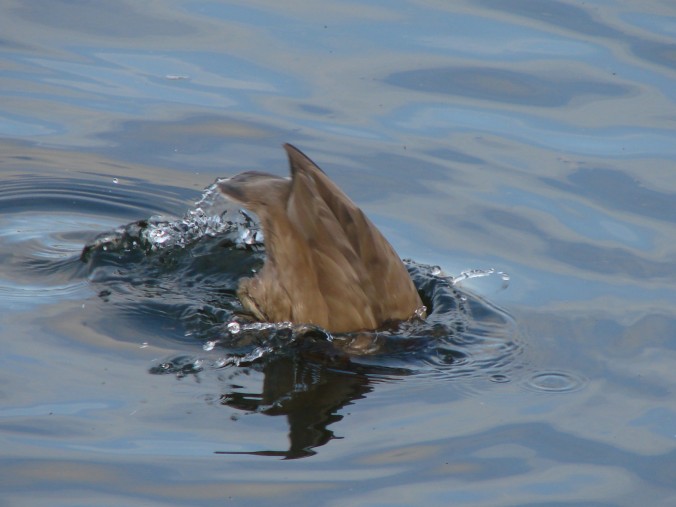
384, 66, 631, 107
215, 356, 373, 459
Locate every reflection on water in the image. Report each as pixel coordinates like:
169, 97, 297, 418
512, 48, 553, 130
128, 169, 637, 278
216, 356, 373, 459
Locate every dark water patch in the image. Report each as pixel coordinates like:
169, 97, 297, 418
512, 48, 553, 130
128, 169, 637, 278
383, 66, 631, 107
13, 1, 195, 38
481, 0, 676, 75
543, 167, 676, 224
297, 104, 335, 116
350, 150, 466, 198
479, 0, 620, 39
424, 146, 485, 166
543, 239, 676, 282
631, 40, 676, 73
480, 207, 675, 283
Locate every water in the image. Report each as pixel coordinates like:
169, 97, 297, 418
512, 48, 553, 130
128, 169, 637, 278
1, 1, 675, 506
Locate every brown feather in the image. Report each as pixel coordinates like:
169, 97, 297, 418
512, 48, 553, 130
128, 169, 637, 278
218, 144, 424, 333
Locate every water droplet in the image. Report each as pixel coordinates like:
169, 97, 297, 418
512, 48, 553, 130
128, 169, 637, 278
203, 341, 216, 351
240, 228, 256, 244
139, 342, 148, 349
112, 177, 119, 184
490, 374, 510, 383
227, 322, 241, 334
213, 357, 228, 368
452, 268, 510, 292
414, 306, 427, 319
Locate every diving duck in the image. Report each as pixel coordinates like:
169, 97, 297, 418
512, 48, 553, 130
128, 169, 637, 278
218, 144, 425, 333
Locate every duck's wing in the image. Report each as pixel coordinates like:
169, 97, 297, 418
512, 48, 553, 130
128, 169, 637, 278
282, 145, 377, 331
283, 144, 422, 327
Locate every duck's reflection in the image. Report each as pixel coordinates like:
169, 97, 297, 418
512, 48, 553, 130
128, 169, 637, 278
216, 354, 373, 459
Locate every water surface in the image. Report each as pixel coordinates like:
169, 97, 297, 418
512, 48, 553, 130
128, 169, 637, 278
1, 1, 675, 505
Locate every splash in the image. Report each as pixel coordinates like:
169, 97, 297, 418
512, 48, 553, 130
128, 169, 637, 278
453, 268, 510, 291
81, 181, 521, 381
81, 182, 263, 261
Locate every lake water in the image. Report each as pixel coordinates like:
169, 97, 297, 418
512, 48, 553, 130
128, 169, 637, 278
1, 1, 675, 505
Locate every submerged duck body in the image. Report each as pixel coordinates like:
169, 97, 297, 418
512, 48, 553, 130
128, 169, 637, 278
218, 144, 425, 333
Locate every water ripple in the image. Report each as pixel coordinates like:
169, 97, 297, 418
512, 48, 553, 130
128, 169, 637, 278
0, 174, 190, 306
522, 370, 587, 393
